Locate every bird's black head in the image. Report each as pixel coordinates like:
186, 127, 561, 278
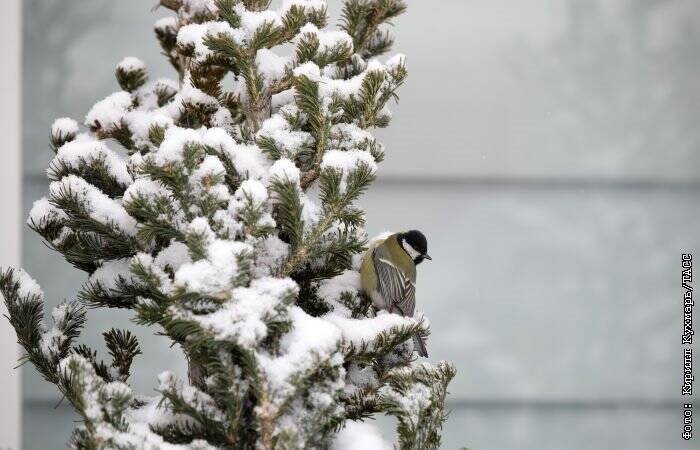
398, 230, 431, 265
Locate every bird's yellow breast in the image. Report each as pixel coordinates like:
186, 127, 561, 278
360, 237, 384, 294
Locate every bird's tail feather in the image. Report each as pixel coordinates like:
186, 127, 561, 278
413, 334, 428, 358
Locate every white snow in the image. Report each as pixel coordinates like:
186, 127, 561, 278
127, 391, 187, 431
117, 56, 146, 73
158, 372, 226, 422
196, 128, 269, 182
22, 1, 426, 442
187, 216, 214, 237
197, 154, 226, 178
179, 83, 219, 108
296, 24, 353, 53
239, 7, 282, 36
280, 0, 326, 15
325, 311, 418, 348
258, 115, 311, 156
379, 379, 432, 425
174, 227, 253, 294
51, 117, 79, 137
106, 423, 216, 450
181, 0, 218, 17
346, 363, 378, 389
58, 356, 217, 450
15, 268, 44, 301
154, 77, 179, 94
318, 72, 366, 98
292, 62, 321, 81
51, 227, 74, 247
85, 91, 132, 131
191, 155, 227, 188
252, 236, 289, 276
258, 114, 286, 135
210, 108, 234, 130
316, 269, 361, 315
41, 302, 82, 359
149, 126, 269, 183
296, 60, 385, 100
49, 175, 138, 236
300, 193, 321, 229
235, 179, 269, 205
177, 21, 244, 61
89, 259, 133, 291
258, 306, 342, 396
321, 149, 377, 173
202, 126, 235, 151
59, 356, 104, 420
155, 241, 192, 272
154, 16, 178, 32
123, 178, 173, 205
27, 197, 68, 226
255, 49, 289, 87
179, 277, 297, 346
329, 123, 375, 150
133, 253, 174, 294
152, 126, 204, 165
231, 144, 270, 181
125, 110, 174, 144
331, 421, 392, 450
50, 139, 133, 185
40, 327, 65, 359
271, 89, 295, 110
50, 303, 71, 328
269, 158, 300, 184
386, 53, 406, 70
296, 57, 398, 100
212, 208, 243, 239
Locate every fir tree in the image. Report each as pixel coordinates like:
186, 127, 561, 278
2, 1, 455, 448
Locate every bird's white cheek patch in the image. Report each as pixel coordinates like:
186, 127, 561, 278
403, 242, 421, 260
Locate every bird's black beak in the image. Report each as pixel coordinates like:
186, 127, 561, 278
424, 254, 432, 261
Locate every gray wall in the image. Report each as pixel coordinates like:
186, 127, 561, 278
21, 1, 700, 449
0, 0, 22, 447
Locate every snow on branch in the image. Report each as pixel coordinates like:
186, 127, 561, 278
0, 0, 456, 448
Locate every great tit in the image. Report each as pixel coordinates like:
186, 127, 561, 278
360, 230, 432, 357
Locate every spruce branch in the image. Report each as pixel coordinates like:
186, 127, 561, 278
116, 63, 148, 93
269, 177, 304, 250
293, 75, 331, 190
0, 268, 99, 416
47, 155, 129, 199
8, 1, 457, 447
104, 329, 142, 381
215, 0, 241, 28
341, 0, 407, 59
203, 32, 267, 133
72, 344, 113, 382
343, 319, 429, 364
380, 362, 456, 450
50, 126, 78, 154
342, 385, 381, 420
242, 0, 272, 11
157, 375, 230, 446
280, 163, 375, 277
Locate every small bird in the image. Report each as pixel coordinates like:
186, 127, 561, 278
360, 230, 431, 357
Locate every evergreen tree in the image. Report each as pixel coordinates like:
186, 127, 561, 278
2, 1, 455, 448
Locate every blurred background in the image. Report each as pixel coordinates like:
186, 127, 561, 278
10, 0, 700, 448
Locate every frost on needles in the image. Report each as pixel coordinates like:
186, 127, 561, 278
1, 1, 455, 448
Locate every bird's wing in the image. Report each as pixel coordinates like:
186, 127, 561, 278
373, 247, 416, 317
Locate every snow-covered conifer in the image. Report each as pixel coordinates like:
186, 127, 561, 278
2, 1, 455, 448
